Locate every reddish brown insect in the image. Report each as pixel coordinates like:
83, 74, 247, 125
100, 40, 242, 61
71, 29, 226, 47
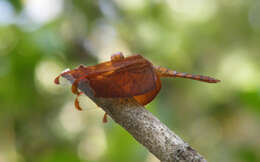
55, 52, 220, 123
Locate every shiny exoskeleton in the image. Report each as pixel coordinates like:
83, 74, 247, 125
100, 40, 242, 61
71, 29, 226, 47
55, 52, 220, 123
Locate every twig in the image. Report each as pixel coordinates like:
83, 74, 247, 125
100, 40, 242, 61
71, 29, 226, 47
62, 74, 207, 162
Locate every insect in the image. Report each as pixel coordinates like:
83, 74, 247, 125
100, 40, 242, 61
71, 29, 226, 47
55, 52, 220, 123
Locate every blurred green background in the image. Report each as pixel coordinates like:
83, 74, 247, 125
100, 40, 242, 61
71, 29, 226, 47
1, 0, 260, 162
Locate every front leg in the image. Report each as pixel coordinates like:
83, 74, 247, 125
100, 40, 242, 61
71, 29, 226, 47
71, 75, 90, 95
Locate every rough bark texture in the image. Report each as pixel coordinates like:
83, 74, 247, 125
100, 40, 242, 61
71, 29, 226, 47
62, 74, 207, 162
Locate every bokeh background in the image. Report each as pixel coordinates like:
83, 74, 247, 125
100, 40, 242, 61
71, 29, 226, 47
1, 0, 260, 162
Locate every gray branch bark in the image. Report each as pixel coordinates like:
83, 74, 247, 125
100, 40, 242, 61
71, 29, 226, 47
62, 74, 207, 162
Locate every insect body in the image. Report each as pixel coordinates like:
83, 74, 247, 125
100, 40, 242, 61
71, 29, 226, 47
55, 52, 220, 122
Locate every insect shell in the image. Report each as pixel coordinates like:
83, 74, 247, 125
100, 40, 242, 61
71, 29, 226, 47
55, 52, 220, 122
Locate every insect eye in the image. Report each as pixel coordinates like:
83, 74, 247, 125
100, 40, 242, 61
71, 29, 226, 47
111, 52, 125, 61
78, 64, 85, 69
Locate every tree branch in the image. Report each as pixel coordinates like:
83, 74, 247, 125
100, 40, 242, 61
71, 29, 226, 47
62, 74, 207, 162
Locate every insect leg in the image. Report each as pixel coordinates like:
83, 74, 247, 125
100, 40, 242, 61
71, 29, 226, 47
102, 113, 108, 123
74, 92, 84, 111
75, 92, 108, 122
54, 75, 61, 84
54, 69, 74, 84
71, 79, 80, 95
71, 75, 89, 95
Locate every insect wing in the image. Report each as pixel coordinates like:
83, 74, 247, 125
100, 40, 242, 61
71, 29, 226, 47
88, 61, 157, 98
133, 74, 161, 105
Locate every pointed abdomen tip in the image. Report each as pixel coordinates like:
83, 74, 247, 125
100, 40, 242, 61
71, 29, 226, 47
211, 78, 221, 83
